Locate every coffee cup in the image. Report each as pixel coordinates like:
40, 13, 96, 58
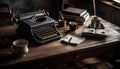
10, 39, 29, 57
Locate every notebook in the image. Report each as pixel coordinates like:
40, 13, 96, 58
60, 34, 85, 46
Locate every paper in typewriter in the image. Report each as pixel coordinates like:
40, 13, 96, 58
60, 34, 85, 45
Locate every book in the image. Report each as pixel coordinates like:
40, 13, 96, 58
82, 12, 90, 21
62, 7, 89, 22
60, 34, 85, 46
82, 28, 95, 34
63, 14, 85, 23
63, 7, 87, 16
82, 28, 107, 39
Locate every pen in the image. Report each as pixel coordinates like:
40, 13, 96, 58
68, 37, 72, 44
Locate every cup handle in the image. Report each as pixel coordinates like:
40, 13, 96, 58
9, 45, 15, 55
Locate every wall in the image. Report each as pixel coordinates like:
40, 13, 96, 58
9, 0, 62, 18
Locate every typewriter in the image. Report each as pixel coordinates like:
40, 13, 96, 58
17, 10, 61, 45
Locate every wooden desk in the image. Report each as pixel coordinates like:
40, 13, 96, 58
0, 17, 120, 69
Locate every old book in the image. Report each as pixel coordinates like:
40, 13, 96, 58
63, 7, 87, 16
63, 14, 85, 23
82, 28, 107, 39
62, 7, 89, 22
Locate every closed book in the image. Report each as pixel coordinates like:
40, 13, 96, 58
82, 12, 90, 21
63, 14, 85, 23
63, 7, 87, 16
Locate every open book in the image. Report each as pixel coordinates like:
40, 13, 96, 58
82, 28, 107, 39
60, 34, 85, 46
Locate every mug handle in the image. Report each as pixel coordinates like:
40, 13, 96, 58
9, 45, 16, 55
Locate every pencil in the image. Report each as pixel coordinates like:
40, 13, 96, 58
68, 37, 72, 44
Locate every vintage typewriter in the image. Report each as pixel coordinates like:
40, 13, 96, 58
17, 10, 61, 45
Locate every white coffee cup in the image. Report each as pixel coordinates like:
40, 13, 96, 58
10, 39, 29, 57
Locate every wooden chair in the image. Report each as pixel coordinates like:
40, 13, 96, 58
0, 1, 14, 26
0, 1, 18, 39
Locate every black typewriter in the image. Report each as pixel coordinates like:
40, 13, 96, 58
17, 10, 61, 45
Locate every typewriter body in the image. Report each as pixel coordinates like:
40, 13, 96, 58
17, 10, 61, 45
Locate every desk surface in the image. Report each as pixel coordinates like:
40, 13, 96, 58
0, 17, 120, 67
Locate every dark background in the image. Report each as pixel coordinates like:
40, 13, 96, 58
8, 0, 63, 18
0, 0, 94, 19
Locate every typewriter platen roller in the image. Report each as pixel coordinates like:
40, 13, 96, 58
17, 11, 61, 45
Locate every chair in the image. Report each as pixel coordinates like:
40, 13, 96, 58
0, 1, 18, 39
0, 1, 14, 26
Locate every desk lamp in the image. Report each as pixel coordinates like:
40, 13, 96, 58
93, 0, 97, 16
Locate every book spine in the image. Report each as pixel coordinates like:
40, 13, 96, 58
63, 14, 85, 22
80, 10, 87, 17
83, 12, 90, 21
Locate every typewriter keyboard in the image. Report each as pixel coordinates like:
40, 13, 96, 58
33, 26, 58, 40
